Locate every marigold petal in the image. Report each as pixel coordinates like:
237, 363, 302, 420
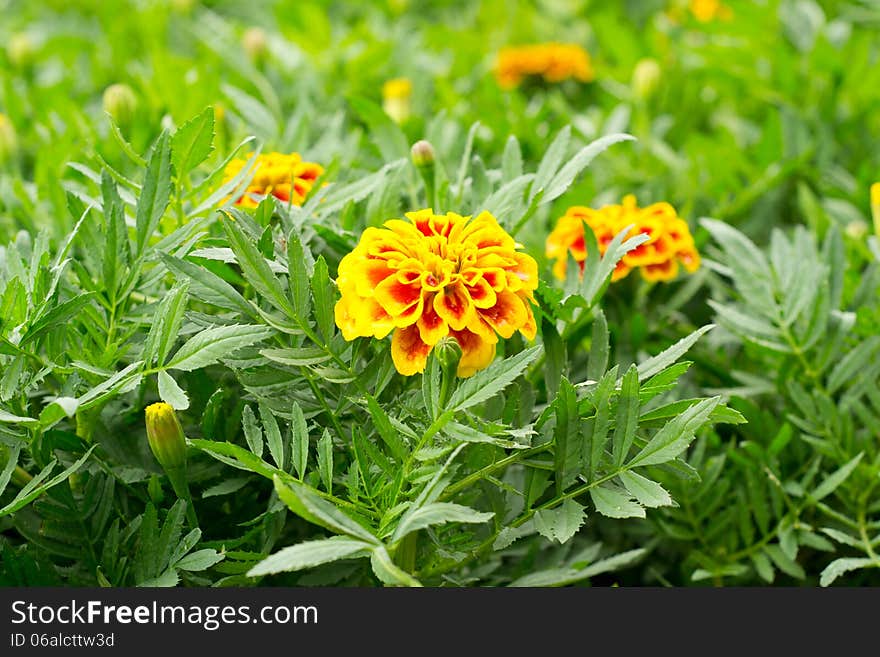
391, 325, 432, 376
519, 301, 537, 340
433, 281, 476, 331
416, 295, 449, 346
451, 329, 497, 378
374, 274, 424, 320
479, 290, 527, 339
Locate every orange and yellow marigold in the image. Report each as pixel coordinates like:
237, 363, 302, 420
546, 195, 700, 283
335, 209, 538, 377
689, 0, 732, 22
222, 152, 323, 208
494, 43, 594, 90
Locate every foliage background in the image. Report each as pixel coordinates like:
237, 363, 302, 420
1, 0, 879, 586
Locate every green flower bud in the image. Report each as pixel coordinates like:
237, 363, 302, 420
411, 140, 435, 168
242, 27, 268, 62
102, 83, 138, 127
7, 33, 35, 69
632, 58, 662, 100
436, 335, 462, 375
0, 114, 19, 163
145, 402, 187, 472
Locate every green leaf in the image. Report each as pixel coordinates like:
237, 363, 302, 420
628, 397, 720, 468
449, 346, 541, 412
751, 552, 775, 584
160, 253, 254, 318
612, 365, 640, 467
764, 544, 805, 580
530, 125, 570, 202
286, 232, 312, 319
21, 292, 98, 347
0, 411, 38, 429
221, 215, 294, 317
369, 546, 422, 587
248, 537, 372, 577
317, 429, 333, 494
827, 338, 880, 395
166, 324, 273, 371
553, 377, 581, 493
191, 439, 276, 479
365, 394, 408, 461
135, 130, 173, 255
175, 549, 224, 572
157, 370, 189, 410
618, 470, 673, 508
533, 499, 587, 544
587, 309, 609, 383
543, 133, 635, 203
589, 483, 645, 519
156, 283, 190, 367
0, 447, 96, 517
501, 135, 522, 183
241, 405, 263, 459
273, 475, 378, 544
509, 548, 646, 587
392, 502, 493, 543
259, 402, 285, 470
260, 346, 330, 367
310, 256, 334, 342
819, 557, 875, 587
349, 96, 409, 162
171, 106, 215, 176
810, 453, 862, 503
636, 325, 714, 381
289, 401, 309, 479
318, 159, 406, 215
0, 444, 21, 497
38, 397, 79, 428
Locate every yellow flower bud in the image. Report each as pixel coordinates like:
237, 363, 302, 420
845, 220, 868, 240
632, 58, 662, 100
145, 402, 187, 472
7, 33, 35, 69
102, 83, 138, 127
242, 27, 268, 62
382, 78, 412, 124
0, 114, 19, 163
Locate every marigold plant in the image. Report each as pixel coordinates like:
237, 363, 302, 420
546, 194, 700, 283
493, 43, 594, 89
334, 209, 538, 377
221, 151, 323, 208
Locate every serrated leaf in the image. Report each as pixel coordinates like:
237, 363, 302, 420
628, 397, 720, 468
369, 546, 422, 587
618, 470, 673, 508
509, 548, 645, 587
543, 133, 635, 203
172, 107, 215, 176
166, 324, 273, 371
157, 370, 189, 410
175, 548, 224, 572
819, 557, 875, 587
135, 131, 173, 255
248, 537, 371, 577
637, 325, 714, 381
317, 429, 333, 494
259, 402, 284, 470
530, 125, 570, 202
449, 346, 541, 411
534, 499, 587, 544
589, 484, 645, 519
289, 401, 309, 479
310, 256, 334, 342
613, 364, 640, 467
810, 453, 862, 503
392, 502, 493, 543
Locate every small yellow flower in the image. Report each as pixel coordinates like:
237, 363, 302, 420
382, 77, 412, 124
242, 27, 268, 62
689, 0, 733, 22
335, 209, 538, 377
494, 43, 594, 90
221, 151, 323, 208
546, 195, 700, 284
632, 58, 662, 100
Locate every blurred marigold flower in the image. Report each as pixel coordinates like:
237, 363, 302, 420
0, 114, 19, 163
493, 43, 594, 90
546, 195, 700, 284
689, 0, 732, 22
382, 77, 412, 124
335, 209, 538, 377
222, 152, 323, 208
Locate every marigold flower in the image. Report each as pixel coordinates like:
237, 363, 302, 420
689, 0, 732, 22
546, 195, 700, 284
222, 152, 323, 208
335, 209, 538, 377
494, 43, 594, 90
